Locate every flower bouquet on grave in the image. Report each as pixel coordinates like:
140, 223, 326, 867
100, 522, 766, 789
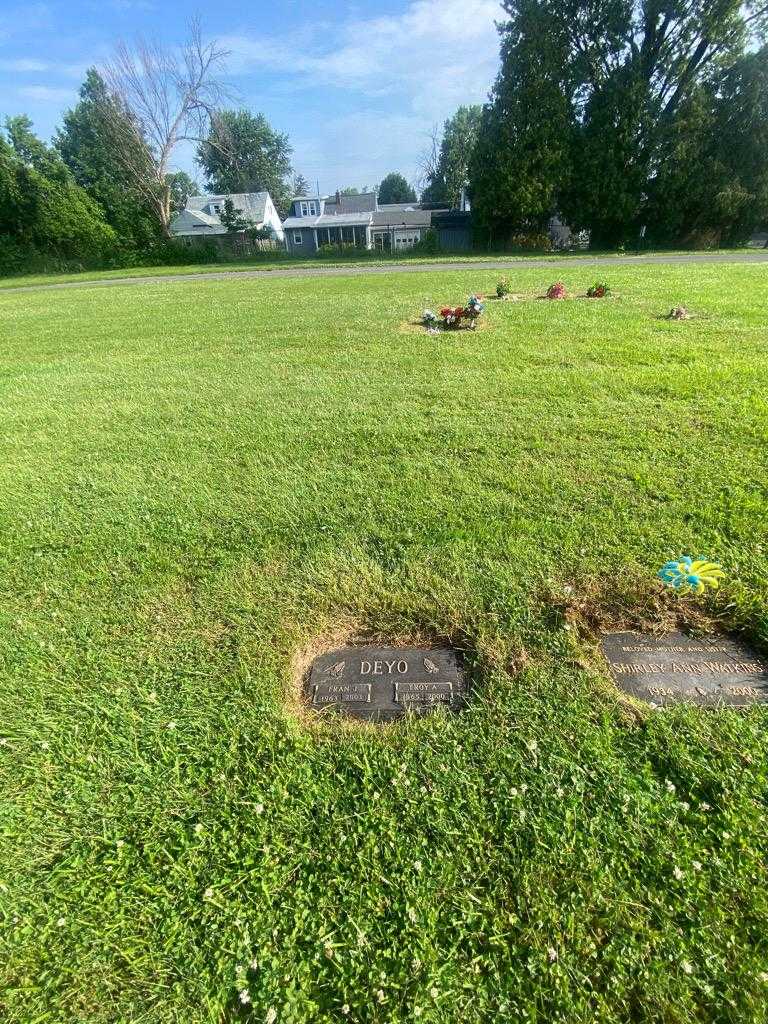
496, 277, 511, 299
422, 309, 439, 327
464, 294, 485, 328
546, 281, 567, 300
587, 282, 611, 298
440, 305, 465, 328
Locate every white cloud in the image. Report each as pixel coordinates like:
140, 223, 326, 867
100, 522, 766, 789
18, 85, 76, 102
291, 111, 430, 190
0, 59, 49, 72
0, 58, 88, 79
222, 0, 500, 122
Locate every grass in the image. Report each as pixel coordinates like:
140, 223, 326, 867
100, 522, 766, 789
1, 263, 767, 1023
0, 246, 760, 291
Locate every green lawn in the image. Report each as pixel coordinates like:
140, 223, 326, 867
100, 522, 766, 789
1, 263, 767, 1023
0, 248, 757, 291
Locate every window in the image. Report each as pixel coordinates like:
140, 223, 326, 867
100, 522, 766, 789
299, 201, 318, 217
293, 232, 303, 245
212, 204, 221, 214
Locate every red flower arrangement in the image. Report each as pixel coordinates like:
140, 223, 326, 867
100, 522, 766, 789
546, 282, 567, 300
587, 282, 611, 298
440, 306, 465, 327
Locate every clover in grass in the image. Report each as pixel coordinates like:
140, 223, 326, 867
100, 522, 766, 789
658, 556, 725, 594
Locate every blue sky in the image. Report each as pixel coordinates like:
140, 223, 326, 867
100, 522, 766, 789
0, 0, 503, 194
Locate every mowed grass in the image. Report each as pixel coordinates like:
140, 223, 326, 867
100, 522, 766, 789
0, 248, 758, 291
1, 264, 767, 1023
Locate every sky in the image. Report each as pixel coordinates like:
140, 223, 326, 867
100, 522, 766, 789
0, 0, 503, 195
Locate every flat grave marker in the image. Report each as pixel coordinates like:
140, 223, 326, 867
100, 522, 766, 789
307, 646, 466, 721
601, 630, 768, 707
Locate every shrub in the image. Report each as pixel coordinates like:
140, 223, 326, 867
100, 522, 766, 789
412, 228, 440, 255
508, 232, 553, 252
315, 242, 369, 259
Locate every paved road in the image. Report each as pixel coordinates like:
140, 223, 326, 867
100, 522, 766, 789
3, 251, 767, 294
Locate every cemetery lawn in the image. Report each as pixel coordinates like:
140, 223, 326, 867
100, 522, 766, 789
2, 262, 768, 1024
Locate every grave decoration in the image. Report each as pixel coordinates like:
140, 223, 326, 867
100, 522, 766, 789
422, 309, 439, 327
658, 556, 725, 594
587, 282, 611, 298
546, 282, 567, 300
307, 646, 467, 722
437, 296, 485, 329
602, 631, 768, 708
667, 306, 690, 320
496, 277, 511, 299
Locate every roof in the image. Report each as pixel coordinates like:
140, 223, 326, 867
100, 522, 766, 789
324, 192, 377, 215
372, 209, 432, 228
187, 191, 270, 223
170, 207, 227, 235
283, 212, 375, 229
377, 202, 421, 213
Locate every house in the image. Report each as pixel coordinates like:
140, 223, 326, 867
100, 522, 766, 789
282, 191, 437, 254
171, 192, 285, 242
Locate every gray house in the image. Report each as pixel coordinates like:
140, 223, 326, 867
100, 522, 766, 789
171, 192, 284, 242
282, 192, 436, 254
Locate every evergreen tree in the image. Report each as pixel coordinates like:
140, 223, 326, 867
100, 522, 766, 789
468, 1, 571, 242
472, 0, 768, 247
55, 69, 159, 252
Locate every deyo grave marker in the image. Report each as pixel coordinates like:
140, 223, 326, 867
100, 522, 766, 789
307, 646, 467, 722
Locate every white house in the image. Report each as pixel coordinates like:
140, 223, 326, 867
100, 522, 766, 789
171, 192, 284, 242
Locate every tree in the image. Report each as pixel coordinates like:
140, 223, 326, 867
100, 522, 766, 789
165, 170, 199, 214
102, 19, 228, 235
469, 2, 572, 241
219, 197, 253, 232
377, 172, 417, 205
197, 109, 293, 215
421, 105, 482, 207
0, 119, 117, 271
645, 48, 768, 247
56, 68, 160, 252
293, 173, 310, 196
472, 0, 768, 247
5, 115, 67, 181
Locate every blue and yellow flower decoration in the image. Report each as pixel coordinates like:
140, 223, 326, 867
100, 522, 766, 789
658, 556, 725, 594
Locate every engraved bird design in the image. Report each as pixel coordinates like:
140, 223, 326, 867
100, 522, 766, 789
326, 661, 345, 678
423, 657, 439, 674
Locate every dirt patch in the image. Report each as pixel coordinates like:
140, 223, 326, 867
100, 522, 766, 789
398, 318, 492, 335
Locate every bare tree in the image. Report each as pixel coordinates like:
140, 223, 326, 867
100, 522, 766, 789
416, 123, 442, 198
102, 19, 229, 235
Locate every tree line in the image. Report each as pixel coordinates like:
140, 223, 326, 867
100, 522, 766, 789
470, 0, 768, 248
1, 4, 766, 275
